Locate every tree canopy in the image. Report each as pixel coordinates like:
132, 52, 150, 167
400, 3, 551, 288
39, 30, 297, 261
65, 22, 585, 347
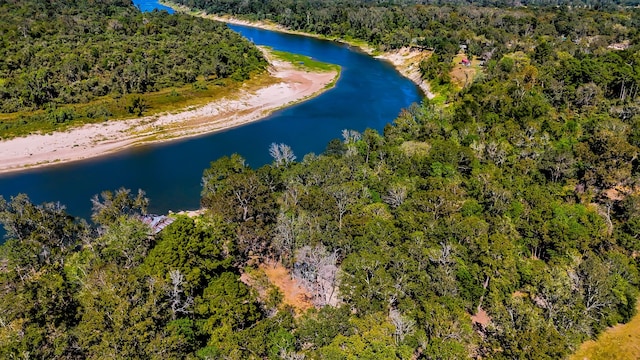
0, 0, 267, 137
1, 0, 640, 358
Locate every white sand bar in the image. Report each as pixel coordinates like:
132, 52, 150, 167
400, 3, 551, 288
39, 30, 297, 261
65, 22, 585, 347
0, 58, 337, 174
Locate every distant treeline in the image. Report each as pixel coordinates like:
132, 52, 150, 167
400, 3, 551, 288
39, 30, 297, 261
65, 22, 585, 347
0, 0, 267, 113
174, 0, 640, 53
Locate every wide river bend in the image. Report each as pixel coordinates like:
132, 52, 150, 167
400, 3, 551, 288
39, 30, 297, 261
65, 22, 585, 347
0, 1, 423, 226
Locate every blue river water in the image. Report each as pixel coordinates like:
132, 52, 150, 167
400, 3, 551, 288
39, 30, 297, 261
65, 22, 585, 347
133, 0, 177, 13
0, 1, 422, 230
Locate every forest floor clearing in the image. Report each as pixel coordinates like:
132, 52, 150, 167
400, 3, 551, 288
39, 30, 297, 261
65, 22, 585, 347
161, 1, 435, 99
569, 300, 640, 360
261, 262, 314, 314
240, 261, 314, 315
0, 50, 338, 174
450, 52, 482, 90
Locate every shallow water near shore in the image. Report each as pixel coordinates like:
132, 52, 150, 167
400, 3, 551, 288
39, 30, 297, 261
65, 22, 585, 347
0, 1, 422, 238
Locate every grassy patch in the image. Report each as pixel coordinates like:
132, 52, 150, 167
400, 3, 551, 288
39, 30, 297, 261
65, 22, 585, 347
336, 35, 378, 55
569, 300, 640, 360
269, 49, 340, 73
449, 52, 481, 90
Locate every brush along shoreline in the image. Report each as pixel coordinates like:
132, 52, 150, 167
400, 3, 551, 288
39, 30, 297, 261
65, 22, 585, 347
0, 52, 339, 174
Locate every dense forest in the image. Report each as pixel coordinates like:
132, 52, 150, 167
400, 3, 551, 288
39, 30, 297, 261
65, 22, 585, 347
2, 95, 640, 358
1, 0, 640, 359
0, 0, 266, 136
172, 0, 640, 54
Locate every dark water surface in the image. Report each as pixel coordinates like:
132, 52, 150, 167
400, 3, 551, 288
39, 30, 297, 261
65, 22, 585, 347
0, 1, 422, 228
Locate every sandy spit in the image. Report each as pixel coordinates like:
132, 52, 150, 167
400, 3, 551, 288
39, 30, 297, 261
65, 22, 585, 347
0, 58, 337, 174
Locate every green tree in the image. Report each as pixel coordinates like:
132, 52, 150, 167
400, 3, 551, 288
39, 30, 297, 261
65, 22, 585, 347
143, 215, 235, 292
90, 188, 149, 227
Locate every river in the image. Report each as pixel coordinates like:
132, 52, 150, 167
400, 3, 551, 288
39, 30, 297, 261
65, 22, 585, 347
0, 1, 422, 231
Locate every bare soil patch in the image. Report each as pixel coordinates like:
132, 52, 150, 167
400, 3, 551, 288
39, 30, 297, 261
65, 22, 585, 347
261, 261, 314, 314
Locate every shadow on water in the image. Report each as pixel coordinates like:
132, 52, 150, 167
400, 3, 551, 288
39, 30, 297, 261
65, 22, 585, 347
0, 1, 422, 241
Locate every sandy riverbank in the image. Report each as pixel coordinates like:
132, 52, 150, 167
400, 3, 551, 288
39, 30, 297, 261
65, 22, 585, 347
0, 56, 338, 174
375, 48, 435, 99
160, 1, 435, 99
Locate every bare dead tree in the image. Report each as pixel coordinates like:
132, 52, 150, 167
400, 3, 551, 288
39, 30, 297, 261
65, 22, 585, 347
282, 181, 303, 212
293, 245, 340, 307
328, 184, 359, 230
389, 308, 415, 344
341, 129, 361, 143
269, 143, 297, 167
273, 212, 297, 265
279, 349, 306, 360
485, 141, 506, 165
169, 269, 193, 320
341, 129, 361, 157
428, 242, 459, 297
382, 185, 407, 209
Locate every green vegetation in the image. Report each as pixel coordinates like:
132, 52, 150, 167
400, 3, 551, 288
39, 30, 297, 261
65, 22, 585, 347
2, 94, 640, 358
268, 49, 341, 90
270, 49, 340, 73
0, 0, 267, 139
1, 0, 640, 359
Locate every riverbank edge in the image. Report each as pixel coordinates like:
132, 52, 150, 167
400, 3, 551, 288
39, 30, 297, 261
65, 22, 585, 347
159, 0, 435, 99
0, 52, 340, 175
